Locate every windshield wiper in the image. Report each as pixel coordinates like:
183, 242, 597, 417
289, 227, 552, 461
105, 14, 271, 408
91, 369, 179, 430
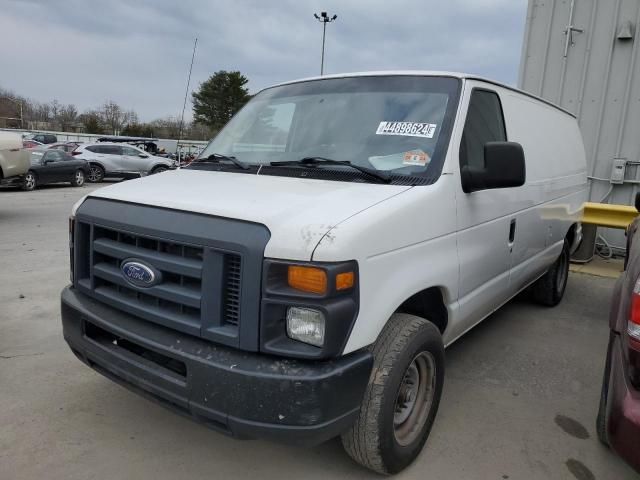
270, 157, 391, 183
194, 153, 250, 170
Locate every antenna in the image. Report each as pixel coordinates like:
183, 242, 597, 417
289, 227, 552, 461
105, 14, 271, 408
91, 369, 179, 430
178, 37, 198, 165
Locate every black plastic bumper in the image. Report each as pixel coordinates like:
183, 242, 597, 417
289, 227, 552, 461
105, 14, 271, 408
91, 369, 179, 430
61, 286, 373, 446
0, 174, 25, 186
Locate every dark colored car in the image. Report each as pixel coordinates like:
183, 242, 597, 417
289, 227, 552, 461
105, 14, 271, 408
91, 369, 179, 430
23, 149, 89, 191
597, 193, 640, 473
29, 133, 58, 144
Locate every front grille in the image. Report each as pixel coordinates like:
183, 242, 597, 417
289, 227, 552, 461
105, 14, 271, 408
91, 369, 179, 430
75, 223, 242, 339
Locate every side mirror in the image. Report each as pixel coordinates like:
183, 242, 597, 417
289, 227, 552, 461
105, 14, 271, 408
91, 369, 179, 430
461, 141, 526, 193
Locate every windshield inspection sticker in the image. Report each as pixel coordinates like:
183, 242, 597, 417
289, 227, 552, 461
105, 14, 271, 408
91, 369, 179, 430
403, 150, 430, 166
376, 121, 437, 138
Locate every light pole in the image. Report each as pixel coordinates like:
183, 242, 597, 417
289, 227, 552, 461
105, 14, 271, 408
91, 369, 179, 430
314, 11, 337, 75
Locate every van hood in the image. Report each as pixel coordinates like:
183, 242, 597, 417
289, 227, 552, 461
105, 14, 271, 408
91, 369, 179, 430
86, 168, 412, 260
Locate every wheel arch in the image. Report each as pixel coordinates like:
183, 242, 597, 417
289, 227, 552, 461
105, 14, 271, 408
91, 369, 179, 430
88, 160, 105, 170
394, 286, 449, 335
565, 222, 582, 255
150, 163, 169, 172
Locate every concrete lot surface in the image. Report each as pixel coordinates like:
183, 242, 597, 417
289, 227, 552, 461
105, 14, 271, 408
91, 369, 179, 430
1, 183, 638, 480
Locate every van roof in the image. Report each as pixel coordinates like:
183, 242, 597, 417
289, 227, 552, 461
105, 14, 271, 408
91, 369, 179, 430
269, 71, 576, 118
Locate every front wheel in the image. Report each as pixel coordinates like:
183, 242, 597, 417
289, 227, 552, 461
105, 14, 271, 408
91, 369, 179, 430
531, 239, 570, 306
151, 165, 168, 174
71, 169, 85, 187
22, 171, 37, 191
87, 164, 104, 183
341, 313, 445, 474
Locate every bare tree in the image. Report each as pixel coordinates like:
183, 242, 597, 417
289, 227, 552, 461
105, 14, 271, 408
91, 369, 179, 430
57, 104, 78, 131
100, 100, 126, 135
50, 99, 60, 120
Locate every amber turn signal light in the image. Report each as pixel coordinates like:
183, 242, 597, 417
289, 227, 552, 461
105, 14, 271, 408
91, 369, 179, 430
288, 266, 327, 294
336, 271, 355, 290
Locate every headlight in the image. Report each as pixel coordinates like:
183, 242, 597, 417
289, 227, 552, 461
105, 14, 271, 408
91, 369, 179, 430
286, 307, 325, 347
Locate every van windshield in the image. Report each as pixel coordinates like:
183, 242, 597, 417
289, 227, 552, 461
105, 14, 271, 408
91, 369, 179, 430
197, 75, 461, 184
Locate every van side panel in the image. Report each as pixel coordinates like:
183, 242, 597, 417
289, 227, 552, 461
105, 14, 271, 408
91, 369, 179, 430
312, 175, 460, 354
500, 90, 587, 294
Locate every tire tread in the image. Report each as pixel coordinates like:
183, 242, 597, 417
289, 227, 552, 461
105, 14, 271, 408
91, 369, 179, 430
342, 314, 441, 474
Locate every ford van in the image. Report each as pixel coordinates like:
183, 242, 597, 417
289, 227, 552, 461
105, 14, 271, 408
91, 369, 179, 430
61, 72, 588, 474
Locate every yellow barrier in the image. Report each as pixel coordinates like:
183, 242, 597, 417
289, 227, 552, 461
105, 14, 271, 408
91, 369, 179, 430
581, 202, 639, 229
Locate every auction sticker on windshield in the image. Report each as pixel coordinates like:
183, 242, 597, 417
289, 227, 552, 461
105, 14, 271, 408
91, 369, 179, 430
403, 150, 430, 166
376, 121, 437, 138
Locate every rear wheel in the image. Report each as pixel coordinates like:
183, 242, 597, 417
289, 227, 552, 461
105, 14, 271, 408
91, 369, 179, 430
341, 313, 444, 474
71, 169, 85, 187
532, 239, 570, 306
87, 164, 104, 183
22, 171, 36, 191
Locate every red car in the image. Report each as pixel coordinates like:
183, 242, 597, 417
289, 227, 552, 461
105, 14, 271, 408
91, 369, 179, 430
598, 193, 640, 473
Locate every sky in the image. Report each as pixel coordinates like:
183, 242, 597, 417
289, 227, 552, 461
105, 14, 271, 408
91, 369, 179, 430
0, 0, 528, 122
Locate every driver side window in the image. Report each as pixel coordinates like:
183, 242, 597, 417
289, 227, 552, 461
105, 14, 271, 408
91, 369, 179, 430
460, 89, 506, 170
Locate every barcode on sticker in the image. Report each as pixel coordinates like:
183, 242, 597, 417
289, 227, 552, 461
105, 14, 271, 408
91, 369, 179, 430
376, 122, 437, 138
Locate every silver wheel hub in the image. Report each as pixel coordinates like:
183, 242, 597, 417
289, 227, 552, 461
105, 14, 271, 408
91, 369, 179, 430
89, 167, 100, 181
25, 174, 35, 188
393, 351, 437, 446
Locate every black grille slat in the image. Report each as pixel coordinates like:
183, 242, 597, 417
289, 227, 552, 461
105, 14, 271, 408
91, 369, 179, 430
93, 238, 202, 279
93, 285, 201, 335
222, 255, 242, 326
93, 262, 201, 308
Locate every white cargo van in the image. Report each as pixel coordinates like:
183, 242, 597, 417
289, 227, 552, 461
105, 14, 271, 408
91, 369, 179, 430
0, 132, 30, 187
61, 72, 587, 474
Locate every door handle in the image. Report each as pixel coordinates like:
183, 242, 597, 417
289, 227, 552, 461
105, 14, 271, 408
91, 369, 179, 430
509, 219, 516, 244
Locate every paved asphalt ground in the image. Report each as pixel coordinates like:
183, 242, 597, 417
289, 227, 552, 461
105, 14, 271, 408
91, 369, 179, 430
1, 182, 638, 480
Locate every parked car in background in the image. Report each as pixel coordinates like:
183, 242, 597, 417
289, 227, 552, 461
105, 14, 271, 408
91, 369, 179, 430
25, 133, 58, 144
23, 149, 88, 191
23, 139, 43, 149
597, 193, 640, 473
0, 132, 30, 186
46, 142, 81, 153
72, 142, 174, 182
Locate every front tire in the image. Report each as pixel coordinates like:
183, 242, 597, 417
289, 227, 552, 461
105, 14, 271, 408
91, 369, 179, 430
341, 313, 445, 474
22, 171, 36, 191
87, 164, 104, 183
71, 169, 85, 187
532, 239, 570, 306
151, 165, 168, 174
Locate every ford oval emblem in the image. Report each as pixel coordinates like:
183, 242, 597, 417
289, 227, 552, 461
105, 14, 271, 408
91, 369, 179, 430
120, 259, 160, 288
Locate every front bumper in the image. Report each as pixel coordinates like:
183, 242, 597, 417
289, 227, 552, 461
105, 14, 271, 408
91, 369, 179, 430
607, 335, 640, 473
61, 286, 373, 446
0, 174, 25, 187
